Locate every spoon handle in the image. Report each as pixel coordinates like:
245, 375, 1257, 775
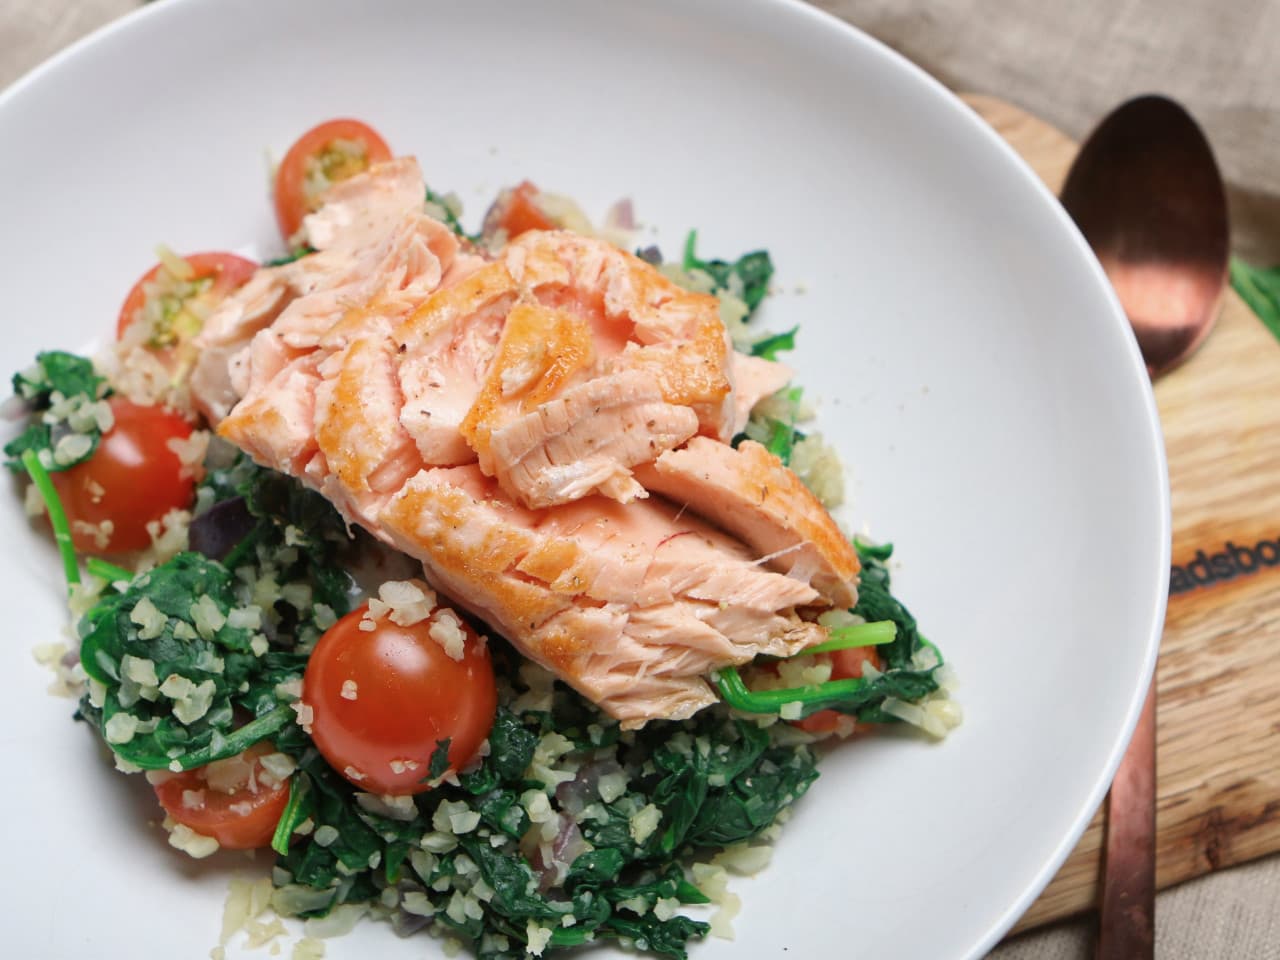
1096, 677, 1156, 960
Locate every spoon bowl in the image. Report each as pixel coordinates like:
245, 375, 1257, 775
1061, 95, 1229, 376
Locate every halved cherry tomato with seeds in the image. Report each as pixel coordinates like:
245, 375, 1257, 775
274, 119, 393, 240
153, 741, 291, 850
51, 396, 195, 553
303, 603, 497, 795
116, 251, 258, 340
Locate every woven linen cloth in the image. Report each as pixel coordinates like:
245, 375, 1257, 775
5, 1, 1280, 957
817, 0, 1280, 266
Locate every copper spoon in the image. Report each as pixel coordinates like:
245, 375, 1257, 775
1059, 95, 1228, 959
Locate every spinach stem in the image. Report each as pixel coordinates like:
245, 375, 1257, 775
714, 666, 867, 714
222, 519, 269, 572
22, 448, 79, 589
271, 773, 312, 856
164, 704, 294, 771
85, 557, 133, 584
805, 620, 896, 654
713, 620, 897, 715
682, 229, 700, 271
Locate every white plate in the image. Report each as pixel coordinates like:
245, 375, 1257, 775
0, 1, 1168, 958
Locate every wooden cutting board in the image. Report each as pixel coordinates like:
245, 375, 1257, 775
959, 94, 1280, 933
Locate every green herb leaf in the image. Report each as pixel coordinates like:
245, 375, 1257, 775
565, 848, 626, 888
650, 752, 709, 854
263, 246, 315, 267
267, 666, 808, 960
486, 707, 539, 780
12, 351, 105, 405
735, 384, 803, 465
750, 326, 797, 361
458, 837, 564, 923
1230, 256, 1280, 342
4, 351, 110, 472
764, 418, 799, 463
277, 756, 402, 894
76, 552, 304, 770
73, 456, 352, 771
196, 451, 355, 626
425, 186, 474, 240
602, 912, 709, 960
682, 231, 774, 314
685, 742, 818, 848
426, 737, 452, 780
851, 541, 921, 670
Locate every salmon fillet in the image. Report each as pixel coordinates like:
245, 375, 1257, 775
199, 159, 859, 726
379, 465, 824, 724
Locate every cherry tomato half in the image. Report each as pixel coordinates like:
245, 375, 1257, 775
274, 119, 393, 240
51, 396, 195, 553
116, 251, 258, 340
303, 603, 497, 795
481, 180, 556, 243
153, 741, 291, 850
793, 645, 883, 734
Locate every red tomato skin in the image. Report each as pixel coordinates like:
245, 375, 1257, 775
303, 605, 497, 795
153, 742, 290, 850
274, 119, 393, 240
50, 397, 195, 553
116, 252, 258, 339
489, 180, 556, 240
